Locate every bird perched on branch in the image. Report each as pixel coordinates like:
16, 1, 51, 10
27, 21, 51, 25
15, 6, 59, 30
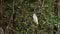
33, 8, 38, 25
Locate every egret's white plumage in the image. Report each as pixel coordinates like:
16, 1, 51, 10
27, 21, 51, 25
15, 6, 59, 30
0, 27, 4, 34
33, 13, 38, 24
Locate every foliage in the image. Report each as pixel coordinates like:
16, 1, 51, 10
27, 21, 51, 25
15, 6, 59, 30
0, 0, 60, 34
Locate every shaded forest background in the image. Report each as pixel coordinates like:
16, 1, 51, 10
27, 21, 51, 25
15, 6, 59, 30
0, 0, 60, 34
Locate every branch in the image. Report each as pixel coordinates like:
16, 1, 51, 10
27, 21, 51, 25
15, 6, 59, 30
54, 0, 59, 16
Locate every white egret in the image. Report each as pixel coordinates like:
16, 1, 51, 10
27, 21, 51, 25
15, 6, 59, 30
0, 27, 4, 34
33, 13, 38, 25
33, 8, 39, 25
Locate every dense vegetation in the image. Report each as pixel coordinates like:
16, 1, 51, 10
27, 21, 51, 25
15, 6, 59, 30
0, 0, 60, 34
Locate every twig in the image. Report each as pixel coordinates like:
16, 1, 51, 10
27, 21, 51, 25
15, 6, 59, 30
7, 0, 16, 34
8, 0, 15, 24
0, 0, 3, 27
